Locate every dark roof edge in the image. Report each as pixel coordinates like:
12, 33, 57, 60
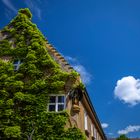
84, 88, 107, 140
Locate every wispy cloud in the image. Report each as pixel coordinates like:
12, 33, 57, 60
4, 9, 12, 20
65, 56, 92, 85
114, 76, 140, 106
65, 56, 77, 62
2, 0, 17, 13
101, 123, 109, 129
24, 0, 42, 19
107, 132, 113, 136
118, 125, 140, 135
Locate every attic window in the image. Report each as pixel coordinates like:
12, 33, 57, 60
48, 95, 65, 112
13, 60, 22, 71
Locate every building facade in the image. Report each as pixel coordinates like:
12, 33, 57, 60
0, 9, 106, 140
46, 44, 107, 140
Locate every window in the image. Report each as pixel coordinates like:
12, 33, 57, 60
13, 60, 22, 71
48, 95, 65, 112
84, 111, 88, 130
91, 124, 93, 137
94, 127, 97, 140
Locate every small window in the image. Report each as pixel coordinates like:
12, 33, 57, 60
50, 96, 56, 103
49, 104, 55, 111
13, 60, 22, 71
94, 127, 97, 140
48, 95, 65, 112
58, 104, 64, 111
84, 111, 88, 130
91, 124, 93, 137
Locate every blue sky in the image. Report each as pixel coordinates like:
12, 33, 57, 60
1, 0, 140, 138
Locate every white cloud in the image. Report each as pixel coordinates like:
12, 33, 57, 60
24, 0, 42, 19
118, 125, 140, 135
101, 123, 109, 129
73, 65, 91, 85
2, 0, 17, 13
65, 56, 77, 62
65, 56, 92, 85
114, 76, 140, 106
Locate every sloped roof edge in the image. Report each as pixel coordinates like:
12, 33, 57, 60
84, 88, 107, 140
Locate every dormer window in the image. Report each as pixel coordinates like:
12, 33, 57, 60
13, 60, 22, 71
48, 95, 65, 112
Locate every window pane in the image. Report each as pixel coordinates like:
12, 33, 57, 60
58, 104, 64, 111
84, 111, 88, 130
14, 66, 17, 70
91, 124, 93, 136
13, 61, 19, 64
94, 127, 96, 138
49, 96, 56, 103
49, 105, 55, 111
58, 96, 64, 103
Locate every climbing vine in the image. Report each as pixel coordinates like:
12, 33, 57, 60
0, 8, 86, 139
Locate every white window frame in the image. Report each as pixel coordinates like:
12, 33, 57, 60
48, 95, 65, 112
84, 111, 88, 130
94, 127, 97, 140
13, 60, 22, 71
91, 124, 94, 137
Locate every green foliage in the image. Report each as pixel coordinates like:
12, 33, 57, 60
0, 40, 12, 56
63, 127, 86, 140
0, 8, 85, 139
18, 8, 32, 19
73, 82, 85, 91
117, 134, 129, 140
70, 70, 80, 80
4, 126, 21, 138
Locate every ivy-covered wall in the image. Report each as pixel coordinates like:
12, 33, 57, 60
0, 8, 86, 140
